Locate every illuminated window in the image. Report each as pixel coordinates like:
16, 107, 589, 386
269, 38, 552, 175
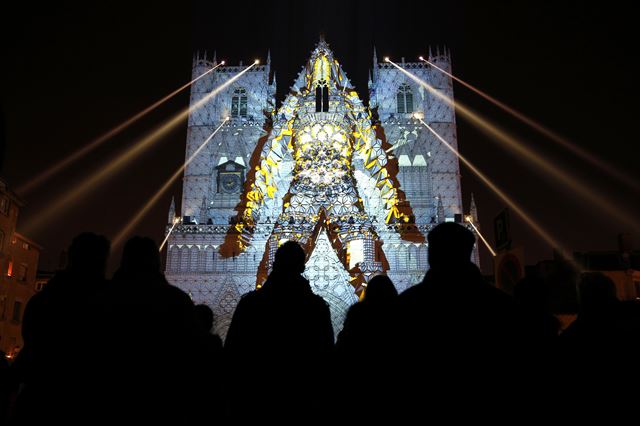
17, 264, 27, 281
231, 87, 248, 118
315, 80, 329, 112
396, 84, 414, 114
12, 301, 22, 323
0, 197, 8, 215
347, 240, 364, 269
6, 259, 13, 277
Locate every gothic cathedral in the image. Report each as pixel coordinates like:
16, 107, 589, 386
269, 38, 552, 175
165, 39, 480, 337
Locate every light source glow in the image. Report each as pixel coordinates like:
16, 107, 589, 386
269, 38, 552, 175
465, 216, 497, 257
24, 64, 255, 235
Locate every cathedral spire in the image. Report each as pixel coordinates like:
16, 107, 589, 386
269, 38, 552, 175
168, 196, 176, 224
372, 46, 378, 82
199, 197, 208, 225
470, 192, 478, 223
429, 45, 433, 59
213, 50, 217, 65
266, 49, 271, 66
436, 195, 445, 223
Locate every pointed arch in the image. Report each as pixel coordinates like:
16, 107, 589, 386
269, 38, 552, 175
231, 87, 248, 118
396, 83, 414, 114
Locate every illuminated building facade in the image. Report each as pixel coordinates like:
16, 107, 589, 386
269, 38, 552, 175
0, 178, 42, 358
165, 40, 479, 337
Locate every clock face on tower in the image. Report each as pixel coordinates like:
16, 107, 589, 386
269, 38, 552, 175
220, 173, 241, 193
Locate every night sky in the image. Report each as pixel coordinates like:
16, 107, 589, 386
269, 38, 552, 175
1, 1, 638, 273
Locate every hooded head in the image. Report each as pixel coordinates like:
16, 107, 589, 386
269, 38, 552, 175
427, 222, 476, 269
272, 241, 306, 275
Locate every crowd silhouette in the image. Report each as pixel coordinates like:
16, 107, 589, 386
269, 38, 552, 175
1, 223, 640, 424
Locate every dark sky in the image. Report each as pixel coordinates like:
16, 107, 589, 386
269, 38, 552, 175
1, 1, 638, 273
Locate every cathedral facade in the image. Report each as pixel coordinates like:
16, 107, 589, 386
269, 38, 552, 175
165, 40, 479, 337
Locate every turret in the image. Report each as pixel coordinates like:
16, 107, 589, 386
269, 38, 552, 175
168, 196, 176, 224
436, 196, 445, 223
469, 192, 478, 223
199, 197, 208, 225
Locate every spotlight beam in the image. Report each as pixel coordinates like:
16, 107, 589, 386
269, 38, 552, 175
159, 216, 181, 252
112, 118, 229, 248
466, 217, 497, 257
418, 56, 639, 192
24, 64, 255, 235
416, 117, 571, 260
17, 62, 225, 195
387, 59, 640, 235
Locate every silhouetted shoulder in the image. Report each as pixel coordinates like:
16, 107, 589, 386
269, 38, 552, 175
163, 281, 195, 306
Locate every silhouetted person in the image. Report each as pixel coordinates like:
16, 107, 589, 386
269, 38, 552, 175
194, 304, 223, 355
337, 274, 397, 357
11, 232, 110, 424
190, 304, 224, 424
225, 241, 333, 423
100, 236, 200, 424
0, 351, 10, 424
394, 223, 517, 420
336, 274, 398, 422
560, 272, 640, 411
562, 272, 620, 345
514, 276, 560, 345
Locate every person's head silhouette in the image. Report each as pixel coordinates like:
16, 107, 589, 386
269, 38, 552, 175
272, 241, 305, 275
427, 222, 476, 269
119, 236, 161, 276
578, 272, 618, 314
364, 275, 398, 303
67, 232, 110, 279
514, 276, 550, 311
194, 304, 215, 332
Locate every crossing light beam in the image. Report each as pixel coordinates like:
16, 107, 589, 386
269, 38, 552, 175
386, 59, 640, 235
414, 114, 572, 261
24, 64, 255, 235
18, 61, 225, 195
418, 56, 639, 192
112, 117, 229, 248
465, 216, 497, 257
159, 216, 181, 252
